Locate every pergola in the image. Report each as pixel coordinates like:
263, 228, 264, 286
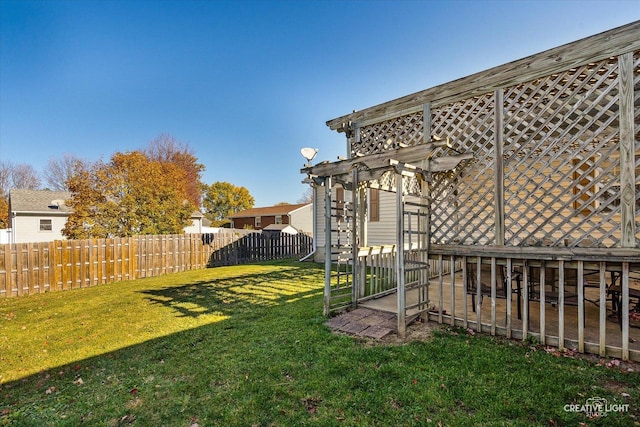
302, 21, 640, 360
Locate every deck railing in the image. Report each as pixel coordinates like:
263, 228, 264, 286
355, 245, 456, 302
355, 244, 640, 361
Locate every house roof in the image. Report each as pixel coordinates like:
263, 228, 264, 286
263, 223, 298, 232
9, 189, 204, 219
228, 203, 310, 218
9, 189, 72, 214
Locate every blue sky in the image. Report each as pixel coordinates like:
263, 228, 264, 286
1, 0, 639, 206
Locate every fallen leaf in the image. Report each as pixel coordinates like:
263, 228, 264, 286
130, 388, 138, 395
120, 414, 136, 424
302, 397, 322, 414
73, 377, 84, 386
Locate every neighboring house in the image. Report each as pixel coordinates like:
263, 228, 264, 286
228, 203, 313, 236
183, 210, 205, 234
7, 188, 208, 244
9, 189, 72, 244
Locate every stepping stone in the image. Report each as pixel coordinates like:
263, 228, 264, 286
360, 325, 394, 339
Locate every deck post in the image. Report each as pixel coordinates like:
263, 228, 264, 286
462, 258, 468, 328
358, 180, 367, 298
558, 260, 565, 351
490, 257, 497, 335
323, 176, 332, 316
578, 261, 585, 353
599, 262, 607, 357
476, 258, 482, 332
396, 172, 406, 338
622, 262, 630, 360
351, 168, 359, 308
494, 89, 505, 246
539, 263, 546, 345
421, 118, 431, 322
618, 52, 636, 248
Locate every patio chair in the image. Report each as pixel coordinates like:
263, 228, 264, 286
466, 262, 522, 319
527, 266, 604, 327
607, 270, 640, 330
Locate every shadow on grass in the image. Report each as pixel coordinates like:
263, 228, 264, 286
139, 263, 324, 319
0, 262, 328, 419
0, 264, 328, 425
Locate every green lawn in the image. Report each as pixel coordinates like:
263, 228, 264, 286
1, 259, 638, 426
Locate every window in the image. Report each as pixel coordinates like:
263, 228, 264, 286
40, 219, 52, 231
255, 216, 261, 228
370, 188, 380, 222
275, 215, 282, 224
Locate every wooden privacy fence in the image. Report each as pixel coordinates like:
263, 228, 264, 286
0, 231, 314, 297
0, 234, 213, 297
208, 233, 313, 267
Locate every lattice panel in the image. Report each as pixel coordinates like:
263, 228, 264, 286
503, 57, 624, 247
354, 111, 424, 156
430, 93, 496, 245
370, 170, 423, 197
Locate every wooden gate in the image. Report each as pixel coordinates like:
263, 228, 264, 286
323, 178, 355, 315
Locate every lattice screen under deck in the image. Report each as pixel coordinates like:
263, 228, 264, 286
502, 56, 632, 248
430, 94, 496, 245
349, 53, 638, 249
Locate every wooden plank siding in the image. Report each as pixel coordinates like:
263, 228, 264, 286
0, 232, 313, 298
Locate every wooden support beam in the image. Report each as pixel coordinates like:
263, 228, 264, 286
302, 144, 472, 190
323, 176, 332, 316
302, 141, 445, 177
494, 89, 505, 246
618, 52, 636, 248
423, 102, 432, 144
351, 168, 359, 308
396, 172, 406, 338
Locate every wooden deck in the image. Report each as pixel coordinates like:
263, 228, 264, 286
359, 271, 640, 354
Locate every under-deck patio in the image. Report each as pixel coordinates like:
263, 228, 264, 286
359, 269, 640, 356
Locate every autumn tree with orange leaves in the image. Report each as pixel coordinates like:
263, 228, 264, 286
143, 134, 204, 208
63, 151, 196, 238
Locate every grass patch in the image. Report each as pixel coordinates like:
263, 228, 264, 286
1, 259, 638, 426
